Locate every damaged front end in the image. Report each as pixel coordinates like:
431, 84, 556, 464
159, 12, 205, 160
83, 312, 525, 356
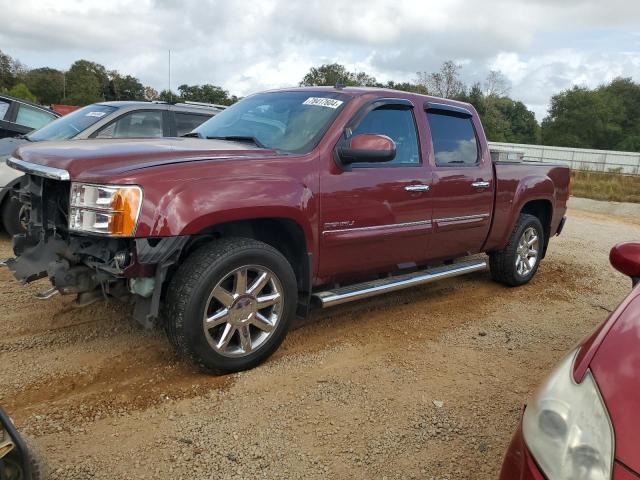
3, 161, 186, 328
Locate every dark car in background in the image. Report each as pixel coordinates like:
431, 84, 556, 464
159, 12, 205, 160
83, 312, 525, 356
0, 94, 60, 139
0, 100, 225, 235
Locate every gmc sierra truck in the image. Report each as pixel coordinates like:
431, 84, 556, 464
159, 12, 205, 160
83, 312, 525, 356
2, 87, 570, 374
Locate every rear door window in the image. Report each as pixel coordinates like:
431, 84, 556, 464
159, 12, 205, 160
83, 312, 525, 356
427, 112, 479, 166
16, 104, 56, 130
175, 113, 211, 136
95, 111, 163, 138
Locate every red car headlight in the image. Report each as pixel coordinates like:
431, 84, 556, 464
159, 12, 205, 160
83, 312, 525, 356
523, 349, 614, 480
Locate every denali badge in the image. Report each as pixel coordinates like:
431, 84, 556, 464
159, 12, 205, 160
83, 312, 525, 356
323, 220, 356, 230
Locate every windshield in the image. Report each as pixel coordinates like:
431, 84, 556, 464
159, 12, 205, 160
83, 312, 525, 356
193, 91, 350, 154
27, 104, 117, 141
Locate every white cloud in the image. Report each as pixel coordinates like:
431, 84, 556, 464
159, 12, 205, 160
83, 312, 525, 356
491, 50, 640, 118
1, 0, 639, 119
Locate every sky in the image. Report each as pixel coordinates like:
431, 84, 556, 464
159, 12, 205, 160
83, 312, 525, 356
1, 0, 640, 120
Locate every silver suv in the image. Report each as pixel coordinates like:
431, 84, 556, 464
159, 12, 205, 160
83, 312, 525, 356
0, 100, 225, 235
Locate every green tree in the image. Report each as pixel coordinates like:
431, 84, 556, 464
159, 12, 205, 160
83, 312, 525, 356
300, 63, 352, 86
352, 71, 379, 87
5, 83, 37, 102
459, 82, 539, 144
601, 78, 640, 151
24, 67, 64, 104
384, 81, 428, 95
107, 70, 145, 101
494, 98, 539, 144
0, 49, 20, 90
63, 60, 109, 105
541, 86, 624, 150
158, 89, 180, 102
299, 63, 379, 87
177, 84, 237, 105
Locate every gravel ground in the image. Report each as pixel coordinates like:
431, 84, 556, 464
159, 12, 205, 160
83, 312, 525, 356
0, 205, 637, 479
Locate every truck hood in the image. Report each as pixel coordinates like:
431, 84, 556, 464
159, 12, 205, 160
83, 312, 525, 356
11, 137, 278, 180
583, 288, 640, 474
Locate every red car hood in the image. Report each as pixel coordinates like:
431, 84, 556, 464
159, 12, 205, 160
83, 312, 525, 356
578, 286, 640, 474
11, 137, 278, 180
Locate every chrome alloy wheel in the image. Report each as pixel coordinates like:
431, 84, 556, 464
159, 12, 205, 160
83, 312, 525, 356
515, 226, 539, 277
202, 265, 283, 357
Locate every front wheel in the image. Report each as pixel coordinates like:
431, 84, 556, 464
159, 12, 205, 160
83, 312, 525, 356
2, 196, 28, 237
0, 439, 48, 480
489, 214, 544, 286
164, 237, 297, 374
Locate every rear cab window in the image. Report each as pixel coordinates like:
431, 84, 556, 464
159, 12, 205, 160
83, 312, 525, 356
427, 111, 479, 166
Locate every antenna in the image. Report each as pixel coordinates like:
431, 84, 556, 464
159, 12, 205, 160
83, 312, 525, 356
168, 49, 172, 102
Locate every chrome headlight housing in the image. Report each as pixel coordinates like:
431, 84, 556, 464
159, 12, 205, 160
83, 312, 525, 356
69, 183, 143, 237
523, 349, 614, 480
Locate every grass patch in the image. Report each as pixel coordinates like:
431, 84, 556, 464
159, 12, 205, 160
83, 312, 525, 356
571, 170, 640, 203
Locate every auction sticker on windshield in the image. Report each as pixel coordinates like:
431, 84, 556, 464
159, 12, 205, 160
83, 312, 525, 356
303, 97, 344, 109
86, 111, 107, 117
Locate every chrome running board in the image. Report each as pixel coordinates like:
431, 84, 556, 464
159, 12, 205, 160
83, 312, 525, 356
312, 260, 487, 308
34, 287, 59, 300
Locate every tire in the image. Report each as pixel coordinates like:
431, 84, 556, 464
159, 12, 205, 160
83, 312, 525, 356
0, 437, 48, 480
489, 213, 544, 287
2, 196, 27, 237
164, 237, 297, 375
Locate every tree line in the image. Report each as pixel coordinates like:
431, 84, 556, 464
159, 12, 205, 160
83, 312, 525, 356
300, 61, 539, 144
300, 62, 640, 152
0, 49, 238, 107
1, 48, 639, 152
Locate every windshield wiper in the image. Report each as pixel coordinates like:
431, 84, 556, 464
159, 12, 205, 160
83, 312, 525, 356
206, 135, 266, 148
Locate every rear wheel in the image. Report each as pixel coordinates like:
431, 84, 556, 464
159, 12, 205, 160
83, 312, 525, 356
489, 214, 544, 286
164, 237, 297, 374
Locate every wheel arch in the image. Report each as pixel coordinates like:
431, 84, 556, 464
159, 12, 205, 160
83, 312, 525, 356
519, 199, 553, 257
182, 217, 312, 296
489, 172, 555, 255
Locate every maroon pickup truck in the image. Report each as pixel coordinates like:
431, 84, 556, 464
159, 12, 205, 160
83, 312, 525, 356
3, 87, 569, 374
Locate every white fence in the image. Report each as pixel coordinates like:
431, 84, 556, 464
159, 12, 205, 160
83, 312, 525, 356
488, 142, 640, 175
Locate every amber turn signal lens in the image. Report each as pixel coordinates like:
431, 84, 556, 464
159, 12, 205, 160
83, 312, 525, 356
109, 187, 143, 236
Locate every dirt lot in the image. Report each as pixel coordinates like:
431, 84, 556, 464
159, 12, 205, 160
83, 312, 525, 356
0, 206, 637, 479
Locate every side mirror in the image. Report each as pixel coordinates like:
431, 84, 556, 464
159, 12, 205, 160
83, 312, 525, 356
338, 134, 396, 164
610, 242, 640, 286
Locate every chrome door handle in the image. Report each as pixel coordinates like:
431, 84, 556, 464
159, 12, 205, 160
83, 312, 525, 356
471, 181, 490, 189
405, 185, 430, 192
